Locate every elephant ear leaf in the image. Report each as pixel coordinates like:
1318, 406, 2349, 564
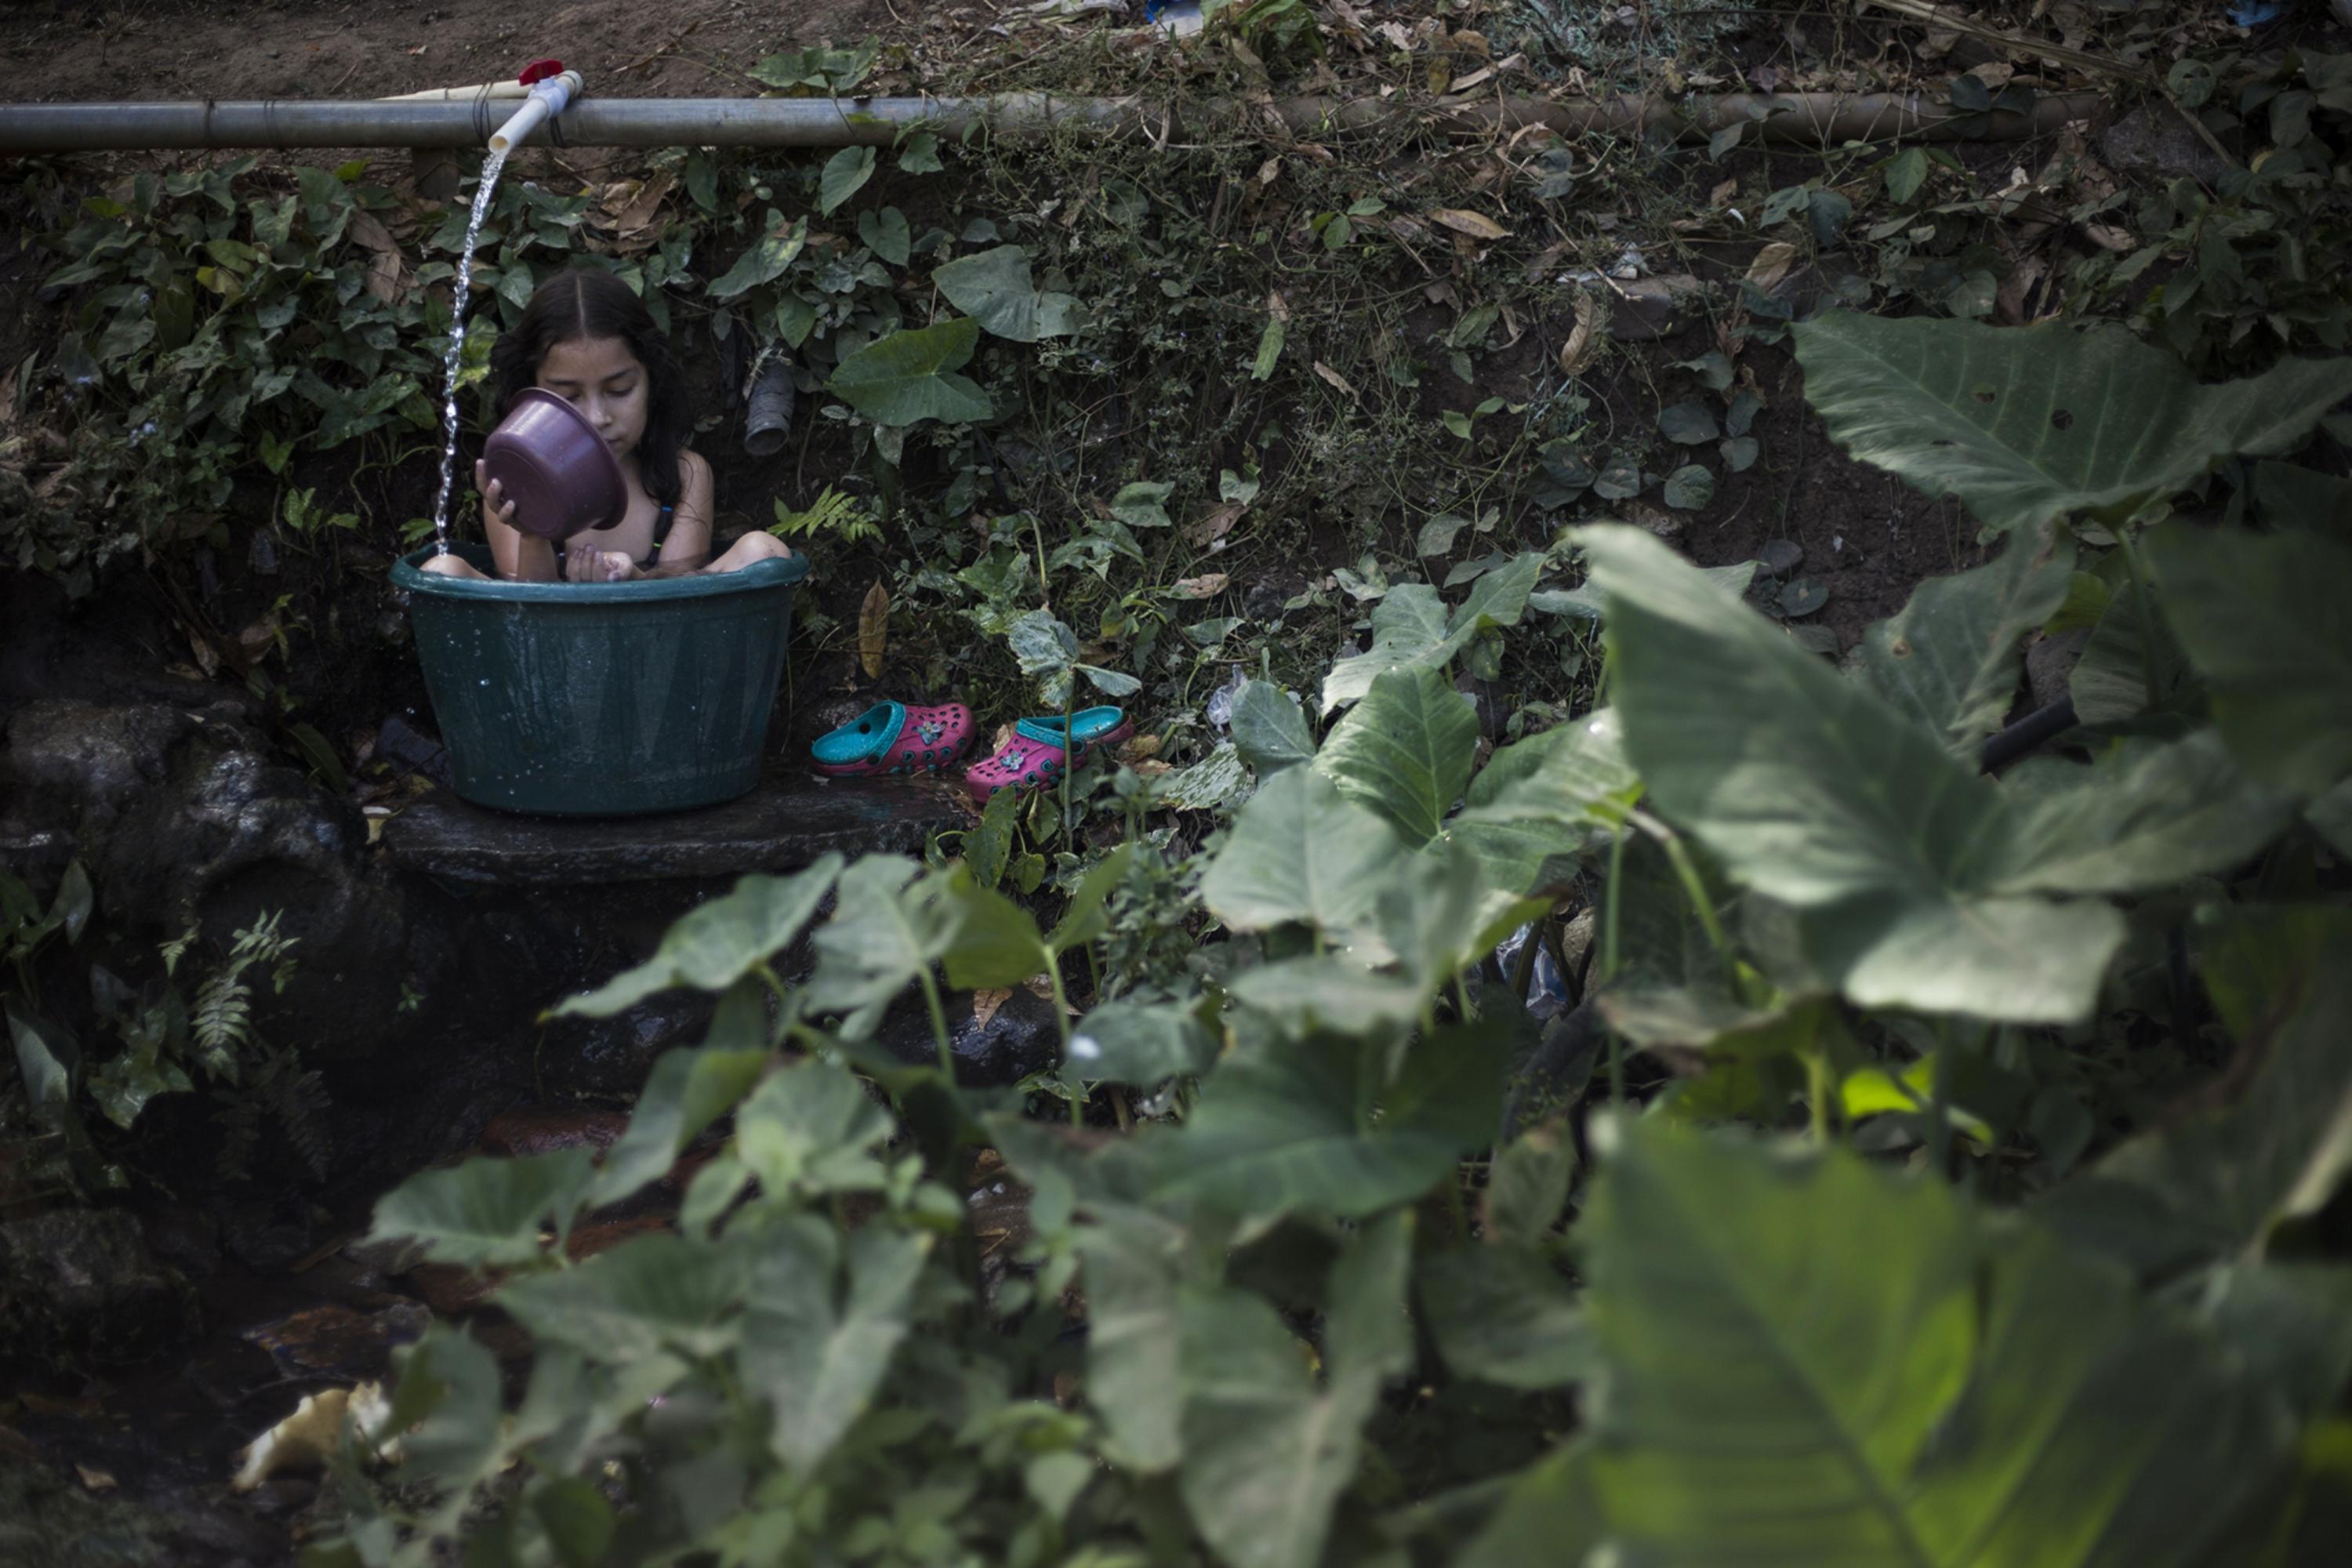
1793, 313, 2352, 535
828, 318, 993, 427
1580, 1118, 2298, 1567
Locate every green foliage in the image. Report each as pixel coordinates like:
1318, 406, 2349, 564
1577, 1118, 2296, 1566
933, 245, 1087, 342
826, 315, 994, 427
1793, 313, 2352, 535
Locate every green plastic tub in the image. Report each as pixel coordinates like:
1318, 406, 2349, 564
392, 543, 808, 815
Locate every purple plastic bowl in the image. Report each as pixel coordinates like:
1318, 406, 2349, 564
479, 388, 630, 541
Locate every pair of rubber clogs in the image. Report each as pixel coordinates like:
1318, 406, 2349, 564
811, 700, 1131, 803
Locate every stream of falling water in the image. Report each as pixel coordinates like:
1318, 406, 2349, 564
429, 146, 510, 554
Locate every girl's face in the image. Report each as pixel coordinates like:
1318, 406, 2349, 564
537, 336, 649, 463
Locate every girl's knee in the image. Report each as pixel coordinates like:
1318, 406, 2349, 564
713, 533, 793, 571
418, 554, 484, 579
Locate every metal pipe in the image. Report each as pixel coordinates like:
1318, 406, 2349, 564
0, 90, 2107, 154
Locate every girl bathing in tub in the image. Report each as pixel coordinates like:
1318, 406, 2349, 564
420, 267, 796, 583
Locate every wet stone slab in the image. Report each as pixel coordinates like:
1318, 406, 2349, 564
383, 769, 966, 886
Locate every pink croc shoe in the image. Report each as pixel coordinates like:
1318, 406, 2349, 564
963, 706, 1133, 802
810, 701, 974, 778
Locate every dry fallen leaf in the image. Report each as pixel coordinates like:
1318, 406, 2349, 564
1746, 241, 1798, 291
858, 580, 889, 680
1430, 208, 1511, 241
1187, 502, 1245, 547
2082, 223, 2137, 253
1118, 734, 1163, 762
1449, 65, 1496, 93
232, 1381, 400, 1494
612, 169, 676, 235
1171, 572, 1230, 599
1708, 177, 1738, 209
971, 988, 1011, 1029
76, 1465, 116, 1493
1312, 361, 1360, 401
1559, 288, 1599, 375
347, 209, 405, 303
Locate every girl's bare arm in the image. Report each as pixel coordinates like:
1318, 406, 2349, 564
640, 451, 717, 578
479, 460, 560, 581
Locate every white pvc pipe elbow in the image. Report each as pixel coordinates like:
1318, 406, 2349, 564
487, 70, 583, 153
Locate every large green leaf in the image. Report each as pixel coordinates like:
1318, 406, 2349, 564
1178, 1215, 1410, 1568
2068, 573, 2194, 724
827, 317, 993, 427
741, 1220, 931, 1472
732, 1059, 895, 1199
1582, 1118, 2296, 1566
2039, 906, 2352, 1279
931, 245, 1086, 342
1448, 708, 1641, 893
804, 856, 953, 1036
552, 858, 841, 1018
816, 146, 876, 215
1860, 521, 2074, 757
495, 1232, 750, 1362
1312, 664, 1479, 844
1198, 766, 1403, 935
1066, 1000, 1218, 1086
1073, 1203, 1188, 1472
1230, 678, 1316, 775
586, 1042, 771, 1207
1457, 1443, 1605, 1568
1988, 730, 2297, 895
1793, 312, 2352, 534
1152, 1026, 1505, 1220
706, 211, 808, 301
1319, 556, 1548, 713
383, 1327, 511, 1537
2147, 526, 2352, 797
1320, 584, 1453, 712
1418, 1246, 1592, 1390
371, 1149, 597, 1269
1577, 525, 2125, 1022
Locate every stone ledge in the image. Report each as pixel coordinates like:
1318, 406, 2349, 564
382, 769, 967, 886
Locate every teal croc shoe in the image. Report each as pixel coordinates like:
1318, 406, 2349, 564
962, 706, 1132, 801
811, 701, 975, 777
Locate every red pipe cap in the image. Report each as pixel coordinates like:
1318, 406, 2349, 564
517, 59, 565, 85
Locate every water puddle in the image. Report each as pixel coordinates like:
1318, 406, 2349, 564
428, 147, 510, 554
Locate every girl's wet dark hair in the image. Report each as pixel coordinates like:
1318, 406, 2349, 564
489, 267, 690, 506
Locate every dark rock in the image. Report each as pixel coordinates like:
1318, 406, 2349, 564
0, 699, 459, 1061
238, 1300, 431, 1381
2100, 106, 2231, 188
564, 1213, 675, 1262
536, 989, 717, 1097
383, 771, 964, 887
140, 1205, 222, 1282
371, 714, 451, 787
1605, 274, 1705, 341
0, 1209, 193, 1364
480, 1106, 632, 1159
874, 985, 1063, 1087
407, 1261, 496, 1317
0, 1458, 171, 1566
216, 1192, 314, 1272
